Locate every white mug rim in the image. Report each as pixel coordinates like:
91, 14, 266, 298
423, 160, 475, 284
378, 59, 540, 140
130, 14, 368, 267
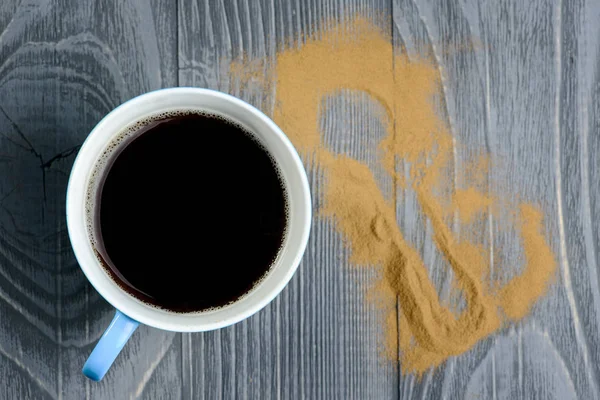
66, 87, 311, 332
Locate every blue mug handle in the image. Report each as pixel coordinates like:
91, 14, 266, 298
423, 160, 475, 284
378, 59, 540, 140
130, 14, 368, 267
82, 310, 139, 381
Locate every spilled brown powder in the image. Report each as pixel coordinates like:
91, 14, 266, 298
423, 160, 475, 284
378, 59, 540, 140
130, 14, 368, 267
231, 18, 557, 375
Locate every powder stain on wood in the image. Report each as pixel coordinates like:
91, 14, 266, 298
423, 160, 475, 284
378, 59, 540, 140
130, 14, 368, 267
230, 18, 557, 375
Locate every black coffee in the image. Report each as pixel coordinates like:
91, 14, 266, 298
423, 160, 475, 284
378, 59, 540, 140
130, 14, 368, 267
93, 112, 288, 312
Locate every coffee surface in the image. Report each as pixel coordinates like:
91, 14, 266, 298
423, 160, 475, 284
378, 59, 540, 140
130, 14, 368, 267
97, 113, 288, 312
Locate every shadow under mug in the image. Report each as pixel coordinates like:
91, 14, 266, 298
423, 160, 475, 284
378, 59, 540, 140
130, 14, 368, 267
66, 88, 312, 381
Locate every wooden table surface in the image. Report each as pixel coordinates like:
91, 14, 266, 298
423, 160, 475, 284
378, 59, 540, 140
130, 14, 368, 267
1, 0, 599, 399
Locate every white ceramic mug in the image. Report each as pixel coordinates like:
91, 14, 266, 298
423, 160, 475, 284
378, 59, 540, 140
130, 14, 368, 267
66, 88, 311, 381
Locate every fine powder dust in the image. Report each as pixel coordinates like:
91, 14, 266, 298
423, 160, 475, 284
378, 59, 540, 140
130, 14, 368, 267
230, 18, 557, 375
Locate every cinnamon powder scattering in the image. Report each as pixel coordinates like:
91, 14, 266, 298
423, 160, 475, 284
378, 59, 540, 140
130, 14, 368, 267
231, 18, 557, 375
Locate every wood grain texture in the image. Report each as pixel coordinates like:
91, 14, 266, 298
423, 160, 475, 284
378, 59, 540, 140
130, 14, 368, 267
0, 0, 178, 399
394, 0, 600, 398
1, 0, 600, 398
178, 1, 397, 399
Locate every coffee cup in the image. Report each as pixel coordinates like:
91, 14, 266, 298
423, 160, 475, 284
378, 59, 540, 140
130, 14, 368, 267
66, 88, 311, 381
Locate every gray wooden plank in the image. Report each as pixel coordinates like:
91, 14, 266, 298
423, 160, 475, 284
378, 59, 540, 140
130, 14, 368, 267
392, 1, 496, 396
393, 1, 496, 397
1, 0, 598, 398
393, 0, 600, 398
0, 1, 178, 399
178, 0, 398, 398
552, 0, 600, 397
